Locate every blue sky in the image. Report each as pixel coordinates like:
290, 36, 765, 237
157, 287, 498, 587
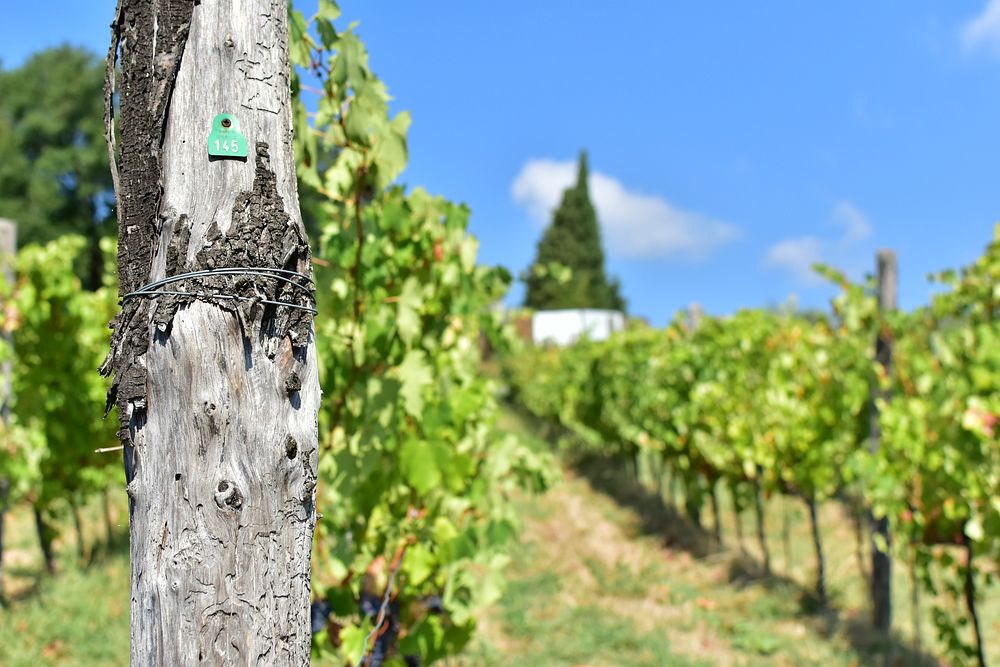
3, 1, 1000, 323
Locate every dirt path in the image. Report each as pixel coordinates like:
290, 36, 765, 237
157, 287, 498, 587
459, 412, 949, 666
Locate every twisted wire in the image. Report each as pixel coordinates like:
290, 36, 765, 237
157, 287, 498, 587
121, 266, 317, 315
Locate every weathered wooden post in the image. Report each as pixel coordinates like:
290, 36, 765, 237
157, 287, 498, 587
104, 2, 319, 663
686, 302, 703, 332
0, 218, 14, 605
870, 250, 895, 632
683, 303, 705, 530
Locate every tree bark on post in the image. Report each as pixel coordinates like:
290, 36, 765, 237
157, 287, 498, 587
104, 2, 319, 664
870, 249, 895, 633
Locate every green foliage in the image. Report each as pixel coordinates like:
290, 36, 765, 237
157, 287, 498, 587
523, 152, 625, 311
506, 238, 1000, 665
862, 227, 1000, 661
0, 47, 114, 288
0, 506, 130, 667
0, 8, 549, 663
289, 5, 553, 664
0, 236, 118, 522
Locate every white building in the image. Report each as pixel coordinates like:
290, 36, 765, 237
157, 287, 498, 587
531, 309, 625, 346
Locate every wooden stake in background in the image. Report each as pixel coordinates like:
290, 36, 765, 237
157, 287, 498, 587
0, 218, 14, 606
870, 249, 896, 633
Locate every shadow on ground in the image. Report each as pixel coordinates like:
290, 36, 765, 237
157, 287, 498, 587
571, 452, 722, 559
507, 403, 945, 667
3, 527, 128, 605
725, 557, 940, 667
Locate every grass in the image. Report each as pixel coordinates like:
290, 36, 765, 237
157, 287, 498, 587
0, 495, 130, 666
458, 407, 996, 666
1, 408, 997, 666
0, 550, 129, 666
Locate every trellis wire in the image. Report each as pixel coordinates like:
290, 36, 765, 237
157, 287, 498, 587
357, 554, 404, 667
121, 266, 316, 314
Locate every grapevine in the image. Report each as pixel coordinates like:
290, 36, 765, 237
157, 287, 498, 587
506, 233, 1000, 665
287, 4, 554, 664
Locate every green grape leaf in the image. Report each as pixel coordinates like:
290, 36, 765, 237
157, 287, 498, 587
403, 543, 437, 587
287, 9, 312, 68
317, 0, 340, 21
397, 277, 422, 346
400, 438, 441, 495
396, 350, 433, 417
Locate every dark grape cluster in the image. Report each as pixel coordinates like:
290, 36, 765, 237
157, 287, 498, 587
360, 592, 400, 667
358, 590, 382, 619
423, 595, 444, 616
310, 599, 332, 635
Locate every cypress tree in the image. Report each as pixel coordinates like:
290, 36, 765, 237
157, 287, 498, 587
524, 151, 625, 311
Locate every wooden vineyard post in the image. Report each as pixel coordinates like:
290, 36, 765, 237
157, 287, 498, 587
686, 302, 703, 332
684, 303, 704, 529
104, 2, 320, 664
0, 219, 14, 605
870, 250, 895, 632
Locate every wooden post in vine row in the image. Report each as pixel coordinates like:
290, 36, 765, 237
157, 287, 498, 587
684, 303, 705, 529
870, 250, 895, 632
103, 2, 319, 664
686, 302, 703, 332
0, 219, 14, 605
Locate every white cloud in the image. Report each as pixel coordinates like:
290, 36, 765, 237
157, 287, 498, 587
511, 159, 740, 260
764, 237, 825, 285
764, 200, 873, 285
829, 200, 871, 242
961, 0, 1000, 55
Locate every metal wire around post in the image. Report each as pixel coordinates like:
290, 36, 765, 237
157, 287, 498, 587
121, 266, 317, 314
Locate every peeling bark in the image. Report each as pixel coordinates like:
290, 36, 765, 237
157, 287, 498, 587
104, 2, 319, 664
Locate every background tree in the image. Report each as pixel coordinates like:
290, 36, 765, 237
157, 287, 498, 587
5, 236, 118, 573
0, 47, 113, 288
524, 151, 625, 311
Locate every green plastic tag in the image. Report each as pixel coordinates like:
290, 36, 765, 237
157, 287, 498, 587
207, 113, 248, 158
